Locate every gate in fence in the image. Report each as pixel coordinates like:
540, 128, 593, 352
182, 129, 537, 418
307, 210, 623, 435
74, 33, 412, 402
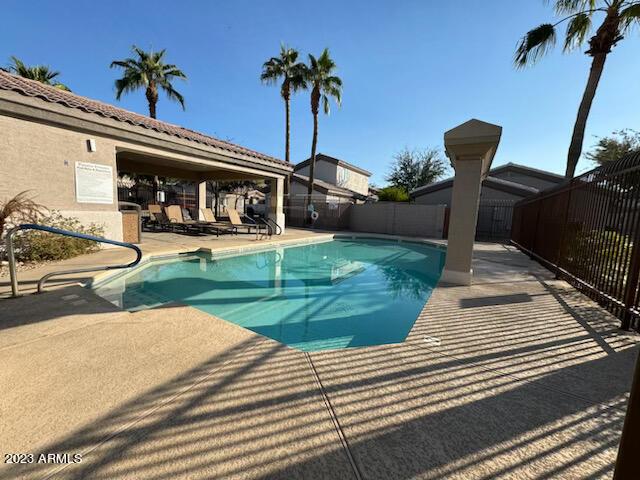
476, 200, 516, 241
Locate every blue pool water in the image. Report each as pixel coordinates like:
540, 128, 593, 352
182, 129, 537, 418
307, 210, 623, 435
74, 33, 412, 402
94, 239, 446, 351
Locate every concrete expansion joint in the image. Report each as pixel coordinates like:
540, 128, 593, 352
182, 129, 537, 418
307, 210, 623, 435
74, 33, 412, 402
304, 352, 363, 480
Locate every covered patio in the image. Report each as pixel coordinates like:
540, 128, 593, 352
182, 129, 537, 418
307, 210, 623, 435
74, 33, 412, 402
0, 70, 291, 244
115, 148, 286, 234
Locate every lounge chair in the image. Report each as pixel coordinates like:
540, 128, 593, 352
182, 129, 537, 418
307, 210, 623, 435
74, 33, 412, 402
165, 205, 232, 237
200, 208, 238, 232
146, 204, 173, 232
227, 208, 269, 234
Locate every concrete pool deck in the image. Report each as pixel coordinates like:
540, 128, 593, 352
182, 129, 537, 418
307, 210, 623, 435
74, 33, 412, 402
1, 231, 639, 479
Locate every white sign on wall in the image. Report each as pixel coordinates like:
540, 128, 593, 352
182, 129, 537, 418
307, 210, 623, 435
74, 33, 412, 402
75, 162, 114, 204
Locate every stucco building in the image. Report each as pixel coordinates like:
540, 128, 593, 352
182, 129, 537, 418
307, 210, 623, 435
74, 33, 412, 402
0, 71, 291, 241
409, 163, 564, 205
290, 153, 371, 203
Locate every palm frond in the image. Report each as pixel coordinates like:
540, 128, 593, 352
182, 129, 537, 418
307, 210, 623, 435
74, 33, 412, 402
325, 84, 342, 105
110, 45, 186, 113
132, 45, 148, 61
7, 56, 68, 87
321, 94, 330, 115
159, 80, 185, 109
620, 3, 640, 30
564, 12, 592, 51
514, 24, 557, 67
260, 45, 307, 97
53, 83, 71, 92
305, 49, 342, 116
162, 65, 187, 79
553, 0, 597, 15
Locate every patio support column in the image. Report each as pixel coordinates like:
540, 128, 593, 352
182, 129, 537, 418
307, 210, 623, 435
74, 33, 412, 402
441, 119, 502, 285
269, 177, 285, 234
197, 180, 207, 220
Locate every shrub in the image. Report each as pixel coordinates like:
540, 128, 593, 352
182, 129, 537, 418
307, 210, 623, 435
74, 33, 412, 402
13, 211, 104, 262
377, 186, 410, 202
562, 225, 632, 281
0, 191, 46, 239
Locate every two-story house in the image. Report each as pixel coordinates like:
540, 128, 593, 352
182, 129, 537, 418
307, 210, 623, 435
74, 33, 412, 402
290, 153, 372, 204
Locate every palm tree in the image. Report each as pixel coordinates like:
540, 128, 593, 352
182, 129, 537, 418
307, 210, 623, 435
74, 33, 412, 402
110, 46, 187, 119
515, 0, 640, 178
305, 49, 342, 211
261, 45, 307, 163
6, 56, 70, 91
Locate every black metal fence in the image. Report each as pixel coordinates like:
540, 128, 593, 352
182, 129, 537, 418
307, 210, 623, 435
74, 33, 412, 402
117, 183, 197, 210
511, 153, 640, 331
476, 200, 516, 241
284, 198, 352, 230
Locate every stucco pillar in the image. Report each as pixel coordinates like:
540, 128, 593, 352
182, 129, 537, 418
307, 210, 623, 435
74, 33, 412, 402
441, 119, 502, 285
269, 177, 285, 234
197, 180, 207, 220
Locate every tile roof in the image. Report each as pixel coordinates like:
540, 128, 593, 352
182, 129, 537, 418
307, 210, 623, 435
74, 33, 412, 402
0, 71, 290, 169
295, 153, 372, 177
410, 162, 564, 197
410, 175, 540, 198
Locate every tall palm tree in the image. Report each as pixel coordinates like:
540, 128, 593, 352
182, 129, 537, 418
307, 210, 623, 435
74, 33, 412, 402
110, 46, 187, 119
6, 56, 70, 91
260, 45, 307, 163
515, 0, 640, 178
305, 49, 342, 209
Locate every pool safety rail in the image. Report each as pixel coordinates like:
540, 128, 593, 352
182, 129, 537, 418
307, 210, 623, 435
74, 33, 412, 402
254, 217, 283, 239
5, 224, 142, 297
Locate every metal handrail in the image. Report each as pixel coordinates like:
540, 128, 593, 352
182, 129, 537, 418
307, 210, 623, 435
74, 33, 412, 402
5, 224, 142, 297
255, 217, 273, 239
264, 217, 282, 235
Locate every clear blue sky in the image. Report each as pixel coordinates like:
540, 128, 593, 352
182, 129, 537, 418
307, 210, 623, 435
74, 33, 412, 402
3, 0, 640, 185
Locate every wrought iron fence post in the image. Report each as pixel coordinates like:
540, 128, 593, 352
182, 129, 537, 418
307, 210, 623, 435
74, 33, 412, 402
621, 231, 640, 331
555, 182, 573, 278
613, 349, 640, 478
530, 201, 542, 259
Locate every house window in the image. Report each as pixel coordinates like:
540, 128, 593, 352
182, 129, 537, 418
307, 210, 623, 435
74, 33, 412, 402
337, 166, 350, 188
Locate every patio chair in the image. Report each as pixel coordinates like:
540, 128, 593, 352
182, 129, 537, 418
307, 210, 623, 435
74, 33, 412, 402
200, 208, 238, 232
227, 208, 269, 234
164, 205, 231, 237
147, 204, 173, 232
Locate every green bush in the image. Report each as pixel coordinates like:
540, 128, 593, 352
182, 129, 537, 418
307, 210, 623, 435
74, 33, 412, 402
14, 211, 104, 262
377, 186, 410, 202
562, 225, 632, 279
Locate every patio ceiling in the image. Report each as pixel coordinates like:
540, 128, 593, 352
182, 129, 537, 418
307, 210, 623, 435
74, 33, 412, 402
116, 150, 275, 182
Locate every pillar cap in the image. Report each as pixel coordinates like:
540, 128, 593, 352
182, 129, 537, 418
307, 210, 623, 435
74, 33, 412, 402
444, 119, 502, 174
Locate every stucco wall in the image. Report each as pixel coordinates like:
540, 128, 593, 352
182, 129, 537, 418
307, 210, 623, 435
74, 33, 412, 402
479, 186, 525, 202
336, 165, 368, 196
289, 179, 328, 202
491, 170, 560, 191
349, 203, 446, 238
413, 184, 524, 206
296, 160, 369, 196
296, 161, 336, 185
0, 115, 119, 212
413, 187, 453, 206
0, 115, 123, 241
0, 112, 287, 243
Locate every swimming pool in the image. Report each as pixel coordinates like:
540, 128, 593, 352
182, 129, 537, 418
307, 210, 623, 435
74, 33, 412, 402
94, 238, 446, 351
